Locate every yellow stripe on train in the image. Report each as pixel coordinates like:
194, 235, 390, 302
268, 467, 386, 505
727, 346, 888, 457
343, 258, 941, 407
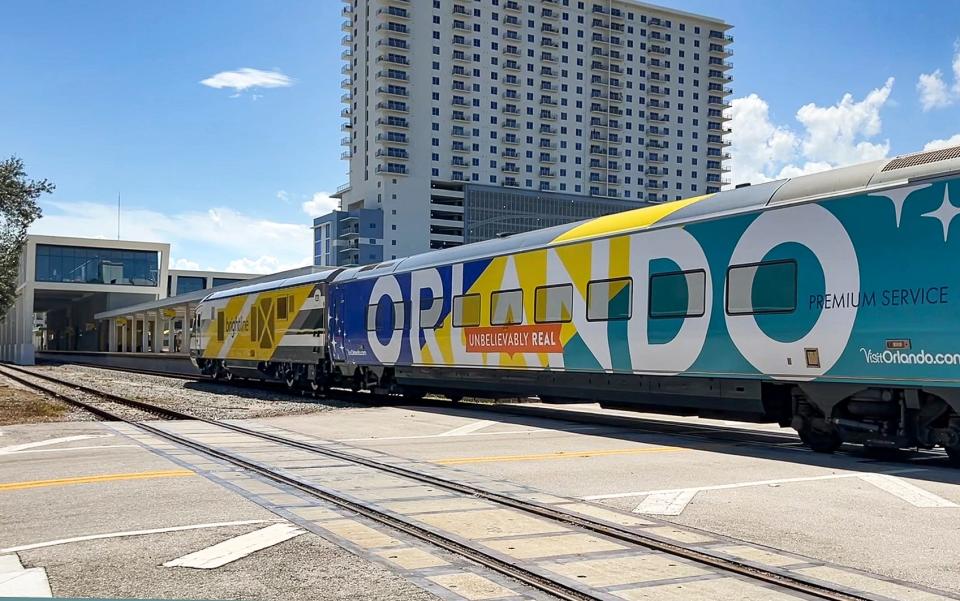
550, 193, 713, 244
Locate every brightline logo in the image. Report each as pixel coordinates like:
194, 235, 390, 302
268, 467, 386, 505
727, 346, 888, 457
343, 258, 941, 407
860, 348, 960, 365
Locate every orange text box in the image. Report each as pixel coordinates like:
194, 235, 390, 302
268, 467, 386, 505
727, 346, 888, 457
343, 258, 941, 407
465, 324, 563, 354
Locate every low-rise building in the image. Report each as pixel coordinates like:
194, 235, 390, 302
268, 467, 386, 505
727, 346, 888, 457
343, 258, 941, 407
0, 235, 256, 364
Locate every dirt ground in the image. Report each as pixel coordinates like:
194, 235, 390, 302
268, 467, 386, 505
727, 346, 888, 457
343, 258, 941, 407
0, 376, 90, 425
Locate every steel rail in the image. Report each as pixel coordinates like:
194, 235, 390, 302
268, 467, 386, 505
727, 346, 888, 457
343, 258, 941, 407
1, 364, 873, 601
0, 364, 602, 601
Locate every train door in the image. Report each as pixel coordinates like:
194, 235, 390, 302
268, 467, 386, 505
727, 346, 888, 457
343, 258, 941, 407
330, 287, 345, 361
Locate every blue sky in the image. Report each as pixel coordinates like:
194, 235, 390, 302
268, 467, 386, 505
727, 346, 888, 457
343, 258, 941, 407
3, 1, 959, 272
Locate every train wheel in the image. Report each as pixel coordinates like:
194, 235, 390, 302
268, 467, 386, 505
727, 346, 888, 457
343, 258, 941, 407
402, 390, 425, 402
213, 361, 228, 381
284, 373, 297, 391
862, 445, 904, 462
798, 422, 843, 454
946, 445, 960, 467
223, 370, 234, 383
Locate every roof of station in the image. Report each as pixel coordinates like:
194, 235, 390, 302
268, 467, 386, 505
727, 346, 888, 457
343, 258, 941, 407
94, 265, 331, 320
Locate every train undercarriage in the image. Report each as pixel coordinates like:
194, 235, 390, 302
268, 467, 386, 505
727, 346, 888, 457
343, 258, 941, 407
195, 357, 960, 465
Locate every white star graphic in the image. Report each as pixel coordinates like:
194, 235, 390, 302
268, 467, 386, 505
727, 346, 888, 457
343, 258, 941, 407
922, 186, 960, 242
869, 183, 930, 228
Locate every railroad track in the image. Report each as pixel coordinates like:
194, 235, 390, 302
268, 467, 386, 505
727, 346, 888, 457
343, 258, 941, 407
0, 363, 887, 601
31, 359, 953, 465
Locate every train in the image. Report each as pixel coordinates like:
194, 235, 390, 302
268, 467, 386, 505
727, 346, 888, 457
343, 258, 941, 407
191, 144, 960, 462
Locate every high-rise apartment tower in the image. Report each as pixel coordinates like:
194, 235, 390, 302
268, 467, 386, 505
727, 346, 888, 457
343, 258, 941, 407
319, 0, 732, 266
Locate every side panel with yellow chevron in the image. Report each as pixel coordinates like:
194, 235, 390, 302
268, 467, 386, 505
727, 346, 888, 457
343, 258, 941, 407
190, 269, 338, 385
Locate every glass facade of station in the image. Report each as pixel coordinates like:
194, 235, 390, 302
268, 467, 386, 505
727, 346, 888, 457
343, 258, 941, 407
175, 276, 206, 295
212, 277, 243, 288
35, 244, 160, 287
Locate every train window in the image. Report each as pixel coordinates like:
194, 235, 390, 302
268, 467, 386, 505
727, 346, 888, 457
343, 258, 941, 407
452, 294, 481, 327
276, 296, 288, 320
726, 260, 797, 315
216, 310, 225, 342
586, 278, 633, 321
649, 269, 706, 319
391, 301, 406, 330
367, 300, 407, 332
250, 309, 259, 341
490, 289, 523, 326
419, 294, 444, 329
534, 284, 573, 323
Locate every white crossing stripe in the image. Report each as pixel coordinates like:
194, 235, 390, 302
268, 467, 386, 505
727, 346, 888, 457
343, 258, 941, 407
163, 523, 305, 569
0, 557, 22, 573
583, 468, 926, 501
0, 555, 51, 598
858, 474, 959, 508
0, 434, 112, 455
633, 490, 698, 515
0, 445, 138, 456
337, 425, 603, 443
437, 420, 498, 437
0, 520, 278, 554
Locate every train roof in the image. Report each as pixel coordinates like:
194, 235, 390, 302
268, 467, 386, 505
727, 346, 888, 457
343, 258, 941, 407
204, 266, 340, 302
334, 144, 960, 283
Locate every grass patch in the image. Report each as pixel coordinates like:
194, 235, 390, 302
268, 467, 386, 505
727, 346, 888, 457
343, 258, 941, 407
0, 385, 69, 425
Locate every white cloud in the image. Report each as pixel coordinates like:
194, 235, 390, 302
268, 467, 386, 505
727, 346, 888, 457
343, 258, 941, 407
200, 68, 293, 94
302, 192, 339, 218
225, 256, 312, 275
923, 133, 960, 151
725, 94, 798, 185
170, 258, 201, 270
918, 70, 952, 110
727, 78, 895, 186
795, 77, 893, 165
955, 43, 960, 95
30, 201, 312, 274
916, 41, 960, 110
276, 190, 289, 203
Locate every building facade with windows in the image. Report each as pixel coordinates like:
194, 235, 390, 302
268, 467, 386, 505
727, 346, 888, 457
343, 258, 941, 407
327, 0, 732, 265
313, 207, 385, 266
0, 235, 257, 364
167, 270, 256, 297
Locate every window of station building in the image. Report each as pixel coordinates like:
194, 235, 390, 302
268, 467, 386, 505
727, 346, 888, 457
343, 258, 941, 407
35, 244, 159, 287
534, 284, 573, 324
726, 260, 797, 315
452, 294, 481, 328
649, 269, 706, 319
490, 289, 523, 326
175, 276, 206, 296
212, 278, 243, 288
586, 278, 633, 321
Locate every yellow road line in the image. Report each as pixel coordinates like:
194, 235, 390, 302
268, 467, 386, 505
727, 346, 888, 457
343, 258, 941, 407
0, 469, 195, 492
434, 446, 686, 465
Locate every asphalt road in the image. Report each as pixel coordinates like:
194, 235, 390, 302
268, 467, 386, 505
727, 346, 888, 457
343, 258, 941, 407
0, 420, 436, 601
256, 401, 960, 595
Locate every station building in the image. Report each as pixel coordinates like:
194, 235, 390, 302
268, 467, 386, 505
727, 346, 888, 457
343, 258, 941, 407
0, 234, 257, 365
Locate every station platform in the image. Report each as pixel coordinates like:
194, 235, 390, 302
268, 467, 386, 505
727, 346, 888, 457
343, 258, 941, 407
35, 351, 200, 377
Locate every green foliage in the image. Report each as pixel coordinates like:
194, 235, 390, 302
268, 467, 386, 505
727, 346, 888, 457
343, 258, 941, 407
0, 157, 53, 318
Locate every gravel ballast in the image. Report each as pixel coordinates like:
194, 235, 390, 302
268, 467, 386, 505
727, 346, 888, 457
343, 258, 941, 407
25, 364, 363, 421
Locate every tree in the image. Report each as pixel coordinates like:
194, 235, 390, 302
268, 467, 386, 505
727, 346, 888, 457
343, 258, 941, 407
0, 157, 53, 318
